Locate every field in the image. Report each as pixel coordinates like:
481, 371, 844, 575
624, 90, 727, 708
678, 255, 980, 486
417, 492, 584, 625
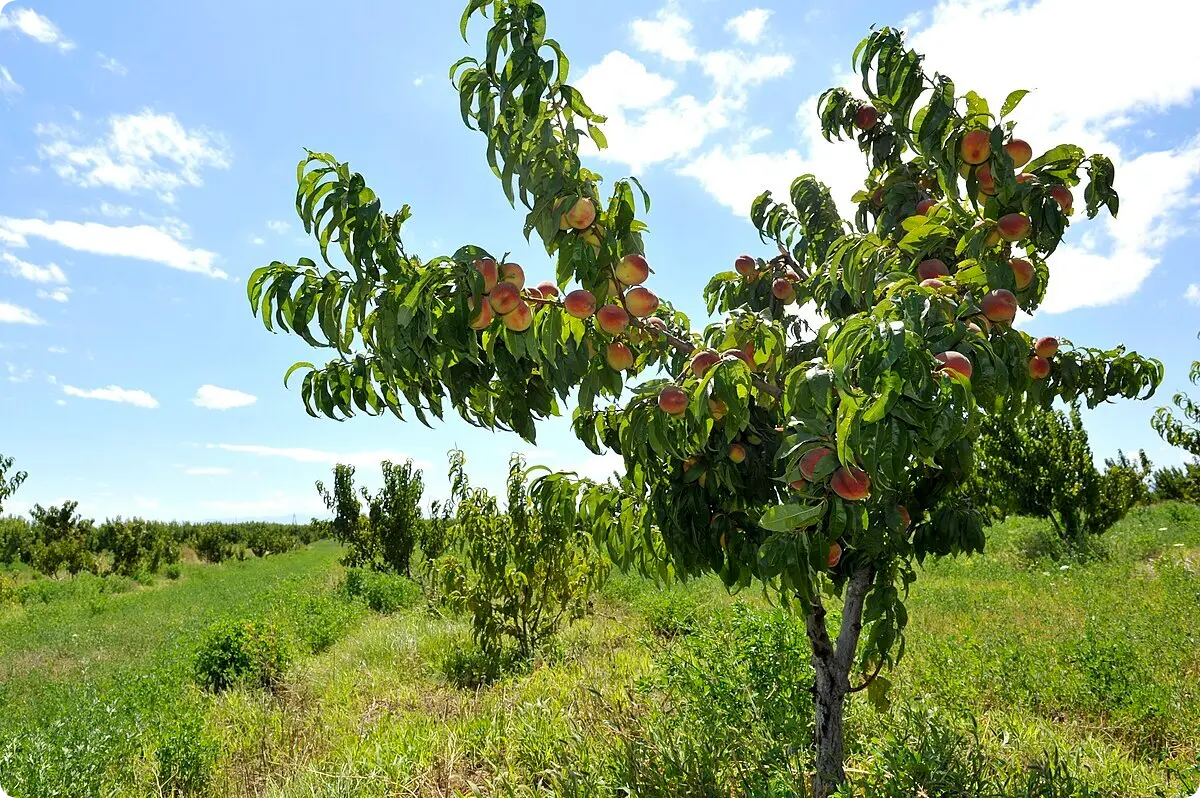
2, 504, 1198, 797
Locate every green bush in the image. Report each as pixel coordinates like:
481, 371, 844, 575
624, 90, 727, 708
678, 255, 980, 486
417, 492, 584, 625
28, 501, 97, 576
288, 591, 362, 653
0, 515, 32, 564
194, 618, 292, 692
243, 522, 301, 558
1152, 461, 1200, 503
193, 525, 233, 564
340, 567, 422, 613
164, 563, 182, 580
317, 459, 426, 574
154, 708, 218, 796
96, 516, 179, 576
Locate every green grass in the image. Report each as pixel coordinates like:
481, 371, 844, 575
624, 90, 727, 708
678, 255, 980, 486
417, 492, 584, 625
1, 508, 1198, 797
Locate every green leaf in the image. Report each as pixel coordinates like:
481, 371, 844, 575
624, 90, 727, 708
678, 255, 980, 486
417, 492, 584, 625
1000, 89, 1028, 117
760, 500, 827, 532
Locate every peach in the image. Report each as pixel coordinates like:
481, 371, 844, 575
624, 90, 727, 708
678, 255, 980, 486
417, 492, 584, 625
564, 289, 596, 319
916, 198, 937, 215
1004, 139, 1032, 168
525, 287, 544, 301
920, 278, 946, 290
981, 288, 1018, 323
691, 349, 720, 377
788, 479, 806, 491
935, 350, 973, 381
984, 229, 1001, 248
1010, 258, 1035, 290
799, 447, 834, 481
828, 542, 843, 568
596, 304, 630, 334
474, 258, 499, 292
708, 396, 727, 420
772, 278, 797, 303
489, 281, 521, 315
536, 281, 560, 298
961, 129, 992, 165
625, 287, 659, 318
854, 105, 879, 130
917, 258, 949, 280
502, 301, 533, 332
1049, 185, 1073, 213
468, 297, 493, 330
831, 466, 871, 501
565, 197, 596, 230
615, 253, 650, 286
1028, 356, 1051, 379
658, 385, 689, 416
734, 255, 758, 277
897, 505, 912, 529
500, 262, 525, 289
728, 443, 747, 464
605, 342, 633, 371
1035, 336, 1059, 358
1016, 173, 1035, 185
996, 213, 1031, 242
975, 162, 997, 196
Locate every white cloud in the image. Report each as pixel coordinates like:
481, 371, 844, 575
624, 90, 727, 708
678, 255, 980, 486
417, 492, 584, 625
96, 202, 133, 218
725, 9, 771, 44
574, 451, 626, 482
413, 76, 424, 87
207, 443, 430, 470
631, 5, 696, 62
47, 345, 66, 354
0, 217, 225, 278
184, 466, 231, 476
1, 252, 67, 284
0, 65, 21, 95
0, 7, 74, 51
192, 384, 257, 410
54, 398, 66, 406
96, 53, 126, 75
36, 110, 230, 202
249, 235, 265, 245
266, 220, 290, 234
37, 287, 70, 303
0, 301, 43, 325
6, 362, 32, 383
1186, 284, 1200, 306
62, 384, 159, 408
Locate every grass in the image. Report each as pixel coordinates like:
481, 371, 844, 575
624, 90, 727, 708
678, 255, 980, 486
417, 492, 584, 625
1, 507, 1198, 796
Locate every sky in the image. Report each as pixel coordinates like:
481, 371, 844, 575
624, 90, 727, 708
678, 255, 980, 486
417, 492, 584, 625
1, 0, 1198, 522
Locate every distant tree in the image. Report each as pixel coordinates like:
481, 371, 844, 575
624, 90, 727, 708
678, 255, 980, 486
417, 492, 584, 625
363, 459, 424, 575
29, 501, 96, 577
96, 517, 180, 576
0, 453, 27, 516
316, 464, 372, 568
1152, 331, 1200, 456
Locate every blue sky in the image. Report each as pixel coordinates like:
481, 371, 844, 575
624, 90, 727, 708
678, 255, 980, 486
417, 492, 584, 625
1, 0, 1198, 521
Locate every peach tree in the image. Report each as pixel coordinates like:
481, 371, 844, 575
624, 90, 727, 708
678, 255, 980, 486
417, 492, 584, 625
248, 4, 1163, 793
1153, 331, 1200, 456
0, 454, 25, 515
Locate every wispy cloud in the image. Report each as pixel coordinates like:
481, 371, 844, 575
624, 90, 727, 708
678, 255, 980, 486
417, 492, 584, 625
2, 252, 67, 284
0, 302, 44, 325
266, 220, 290, 234
0, 7, 74, 51
6, 363, 32, 383
37, 287, 70, 303
1186, 284, 1200, 306
62, 384, 159, 408
0, 65, 21, 95
192, 384, 257, 410
96, 53, 126, 75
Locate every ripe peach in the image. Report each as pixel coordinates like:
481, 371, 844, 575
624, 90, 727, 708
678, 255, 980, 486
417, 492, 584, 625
1035, 336, 1059, 358
468, 297, 493, 330
624, 287, 659, 318
564, 289, 596, 319
500, 262, 525, 289
831, 466, 871, 501
920, 278, 946, 290
975, 162, 997, 196
581, 227, 603, 251
565, 197, 596, 230
474, 258, 499, 292
1028, 356, 1051, 379
984, 229, 1001, 248
708, 396, 727, 420
961, 129, 992, 165
917, 258, 949, 280
1004, 139, 1033, 168
489, 281, 521, 315
1016, 173, 1035, 185
799, 447, 834, 481
734, 255, 758, 277
728, 443, 747, 464
1049, 185, 1073, 213
855, 105, 879, 130
605, 342, 633, 371
658, 385, 689, 416
525, 287, 544, 301
981, 288, 1018, 323
788, 479, 806, 491
691, 349, 720, 377
996, 213, 1031, 242
616, 253, 650, 286
536, 281, 560, 299
1010, 258, 1035, 290
772, 278, 797, 303
503, 301, 533, 332
916, 198, 937, 215
596, 304, 630, 334
828, 542, 843, 568
935, 350, 973, 380
897, 505, 912, 529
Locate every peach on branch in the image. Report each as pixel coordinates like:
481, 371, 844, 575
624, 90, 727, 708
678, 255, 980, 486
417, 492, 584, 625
728, 443, 747, 464
1028, 356, 1051, 379
960, 129, 992, 165
854, 105, 879, 130
772, 278, 797, 303
488, 281, 521, 315
658, 385, 689, 416
605, 342, 633, 371
975, 162, 997, 196
564, 289, 596, 319
828, 542, 843, 568
502, 301, 533, 332
996, 213, 1031, 242
1035, 336, 1059, 358
897, 505, 912, 529
536, 281, 561, 299
788, 479, 806, 491
1049, 185, 1073, 213
799, 447, 834, 481
935, 350, 973, 381
474, 258, 499, 292
1010, 258, 1034, 290
734, 254, 758, 277
708, 396, 727, 420
500, 262, 525, 289
565, 197, 596, 229
981, 288, 1018, 323
691, 349, 720, 377
596, 303, 630, 334
525, 286, 544, 301
581, 227, 603, 252
615, 254, 650, 285
1004, 139, 1033, 168
916, 198, 937, 215
920, 278, 946, 290
831, 466, 871, 501
1016, 173, 1035, 185
468, 297, 493, 330
917, 258, 949, 280
625, 287, 659, 318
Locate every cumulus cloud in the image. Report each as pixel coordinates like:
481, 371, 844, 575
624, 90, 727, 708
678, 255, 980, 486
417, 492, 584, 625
0, 302, 43, 325
207, 443, 430, 470
0, 6, 74, 51
631, 5, 696, 62
0, 217, 225, 278
725, 9, 771, 44
192, 384, 257, 410
2, 252, 67, 284
1186, 284, 1200, 306
35, 111, 230, 202
37, 287, 70, 303
62, 384, 159, 408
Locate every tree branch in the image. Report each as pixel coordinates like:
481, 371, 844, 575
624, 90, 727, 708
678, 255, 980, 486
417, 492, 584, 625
833, 565, 874, 676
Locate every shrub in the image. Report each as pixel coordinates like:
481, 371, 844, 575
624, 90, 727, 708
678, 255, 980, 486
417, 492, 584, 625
340, 567, 422, 613
194, 618, 292, 692
288, 592, 362, 653
154, 708, 218, 796
28, 501, 97, 576
243, 522, 300, 558
0, 515, 32, 565
164, 563, 182, 580
1152, 461, 1200, 503
193, 525, 233, 564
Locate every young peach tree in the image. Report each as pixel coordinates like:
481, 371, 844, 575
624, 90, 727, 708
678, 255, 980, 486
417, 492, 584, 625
248, 4, 1162, 793
1153, 331, 1200, 457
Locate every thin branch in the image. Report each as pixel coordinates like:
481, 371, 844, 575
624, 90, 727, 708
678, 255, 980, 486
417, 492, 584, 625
846, 658, 885, 694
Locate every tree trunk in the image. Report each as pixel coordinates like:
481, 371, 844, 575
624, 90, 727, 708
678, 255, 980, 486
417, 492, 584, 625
806, 565, 873, 798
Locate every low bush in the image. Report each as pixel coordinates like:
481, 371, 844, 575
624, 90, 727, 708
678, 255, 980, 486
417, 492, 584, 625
340, 567, 422, 613
154, 707, 218, 796
194, 618, 292, 693
287, 591, 363, 653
